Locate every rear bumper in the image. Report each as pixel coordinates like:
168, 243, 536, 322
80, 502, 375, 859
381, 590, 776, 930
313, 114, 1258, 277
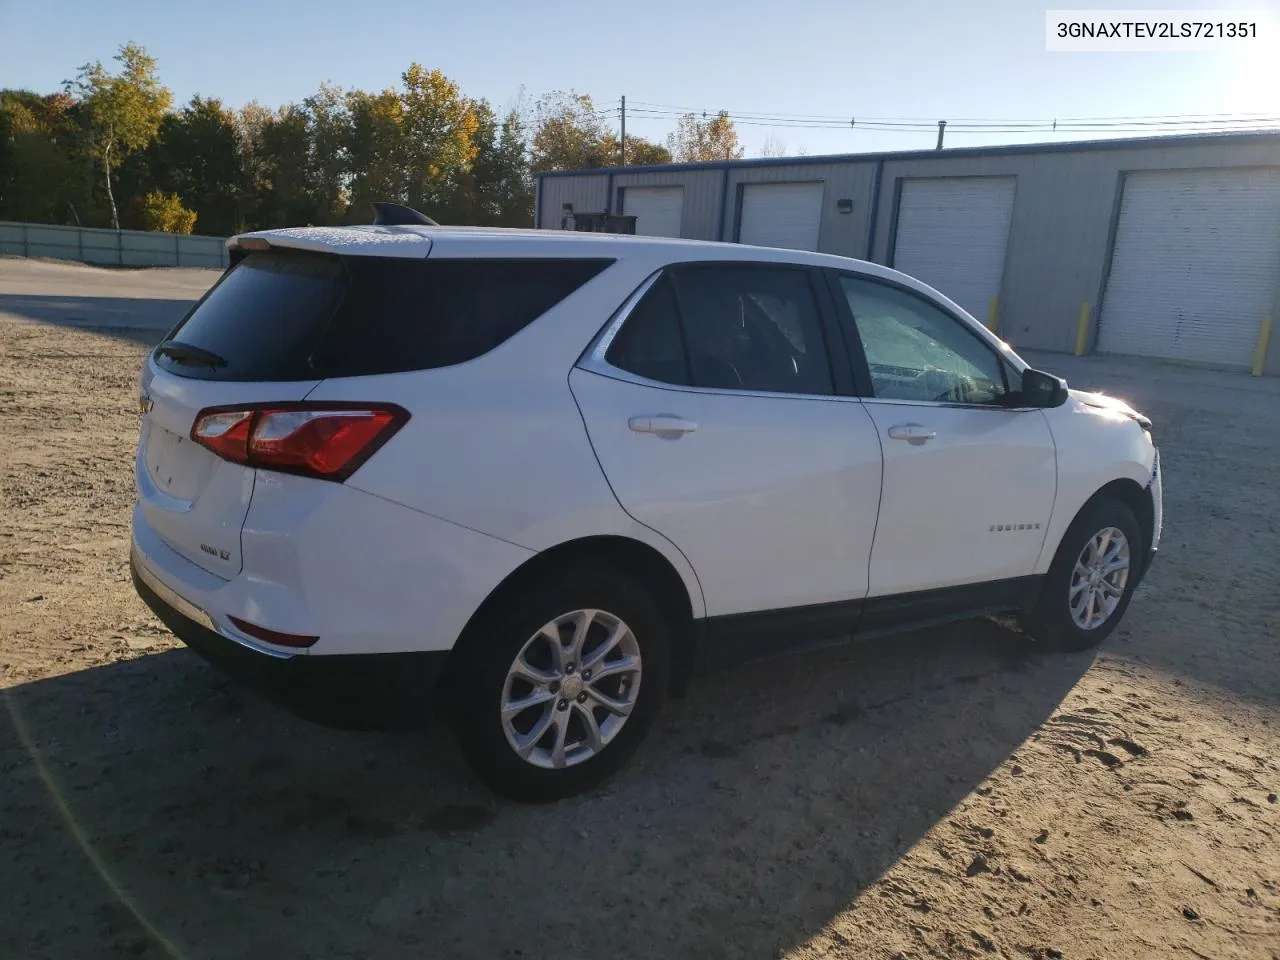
131, 555, 449, 730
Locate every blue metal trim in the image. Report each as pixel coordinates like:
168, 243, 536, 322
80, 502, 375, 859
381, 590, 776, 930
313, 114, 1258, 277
864, 158, 884, 261
716, 166, 730, 242
533, 176, 542, 228
535, 129, 1280, 180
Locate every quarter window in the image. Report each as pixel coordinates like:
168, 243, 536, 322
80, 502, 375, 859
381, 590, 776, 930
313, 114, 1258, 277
838, 275, 1008, 404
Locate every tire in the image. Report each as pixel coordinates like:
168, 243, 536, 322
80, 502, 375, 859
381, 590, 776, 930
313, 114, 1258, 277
1021, 496, 1143, 652
448, 567, 671, 803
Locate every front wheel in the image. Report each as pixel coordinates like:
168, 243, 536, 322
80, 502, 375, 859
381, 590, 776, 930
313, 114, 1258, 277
449, 569, 670, 803
1021, 496, 1143, 651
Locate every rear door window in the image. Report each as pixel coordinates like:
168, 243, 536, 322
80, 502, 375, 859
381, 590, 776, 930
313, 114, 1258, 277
156, 251, 613, 381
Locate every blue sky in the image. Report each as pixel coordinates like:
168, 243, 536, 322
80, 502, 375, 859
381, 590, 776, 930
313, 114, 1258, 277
3, 0, 1279, 156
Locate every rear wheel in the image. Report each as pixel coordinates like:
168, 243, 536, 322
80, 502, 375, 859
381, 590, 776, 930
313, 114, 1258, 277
1021, 497, 1142, 651
449, 569, 670, 802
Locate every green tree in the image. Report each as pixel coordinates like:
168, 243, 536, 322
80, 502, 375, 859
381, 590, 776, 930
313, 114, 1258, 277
303, 83, 349, 224
0, 90, 87, 223
142, 190, 196, 233
344, 86, 407, 218
442, 102, 534, 226
666, 111, 743, 163
241, 103, 318, 227
67, 42, 172, 230
145, 96, 244, 235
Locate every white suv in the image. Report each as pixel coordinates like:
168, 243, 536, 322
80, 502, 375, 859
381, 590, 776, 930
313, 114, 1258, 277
130, 208, 1162, 802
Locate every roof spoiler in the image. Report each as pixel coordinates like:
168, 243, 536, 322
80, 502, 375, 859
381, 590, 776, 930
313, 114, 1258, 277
372, 202, 439, 227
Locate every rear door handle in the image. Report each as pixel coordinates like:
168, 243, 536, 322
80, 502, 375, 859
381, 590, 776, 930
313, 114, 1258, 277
887, 423, 936, 441
629, 415, 698, 435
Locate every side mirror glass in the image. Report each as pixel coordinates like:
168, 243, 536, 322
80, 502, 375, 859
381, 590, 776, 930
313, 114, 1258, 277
1020, 368, 1069, 408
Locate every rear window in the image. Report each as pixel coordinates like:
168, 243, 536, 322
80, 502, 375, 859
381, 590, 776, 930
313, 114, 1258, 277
155, 251, 614, 381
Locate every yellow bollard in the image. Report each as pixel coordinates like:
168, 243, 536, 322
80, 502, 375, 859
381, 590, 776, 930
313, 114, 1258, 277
1075, 303, 1091, 356
1253, 316, 1273, 377
986, 297, 998, 332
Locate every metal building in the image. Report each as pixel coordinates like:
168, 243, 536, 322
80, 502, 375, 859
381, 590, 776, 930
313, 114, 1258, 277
535, 131, 1280, 375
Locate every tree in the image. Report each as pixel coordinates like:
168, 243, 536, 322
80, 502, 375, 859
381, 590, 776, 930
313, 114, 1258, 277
399, 64, 479, 214
67, 42, 171, 230
611, 134, 670, 166
531, 90, 610, 171
344, 87, 407, 218
241, 103, 318, 228
759, 135, 788, 158
145, 96, 244, 235
142, 190, 196, 233
666, 111, 743, 163
303, 83, 349, 224
0, 90, 87, 223
440, 102, 534, 226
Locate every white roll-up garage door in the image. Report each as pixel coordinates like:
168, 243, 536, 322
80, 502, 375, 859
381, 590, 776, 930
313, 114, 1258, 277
623, 186, 684, 238
738, 182, 825, 251
892, 177, 1016, 324
1097, 168, 1280, 368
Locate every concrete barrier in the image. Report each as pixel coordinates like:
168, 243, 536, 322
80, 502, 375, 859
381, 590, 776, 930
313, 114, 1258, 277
0, 221, 229, 269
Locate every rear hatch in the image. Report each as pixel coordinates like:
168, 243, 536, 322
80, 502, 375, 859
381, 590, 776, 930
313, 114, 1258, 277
137, 249, 344, 577
138, 239, 614, 580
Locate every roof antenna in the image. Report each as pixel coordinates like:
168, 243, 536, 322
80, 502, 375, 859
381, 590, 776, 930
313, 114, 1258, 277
372, 202, 439, 227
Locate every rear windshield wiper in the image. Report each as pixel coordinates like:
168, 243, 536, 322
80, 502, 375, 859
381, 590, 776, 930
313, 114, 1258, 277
156, 340, 228, 369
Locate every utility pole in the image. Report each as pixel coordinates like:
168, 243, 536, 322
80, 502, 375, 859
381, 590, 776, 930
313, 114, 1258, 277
936, 120, 946, 150
620, 95, 627, 167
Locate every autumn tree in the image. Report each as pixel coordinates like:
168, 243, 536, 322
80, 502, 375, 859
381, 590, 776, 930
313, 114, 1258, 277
400, 64, 479, 213
531, 90, 610, 171
67, 42, 171, 229
666, 111, 743, 163
610, 134, 670, 166
142, 190, 196, 233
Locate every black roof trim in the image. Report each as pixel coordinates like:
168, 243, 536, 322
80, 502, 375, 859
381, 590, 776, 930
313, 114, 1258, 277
372, 202, 439, 226
535, 129, 1280, 179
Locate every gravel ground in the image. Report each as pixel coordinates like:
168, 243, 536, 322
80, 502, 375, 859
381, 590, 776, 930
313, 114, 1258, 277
1, 261, 1277, 960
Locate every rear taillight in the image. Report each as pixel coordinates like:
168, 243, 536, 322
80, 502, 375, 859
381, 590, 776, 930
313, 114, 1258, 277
191, 403, 409, 482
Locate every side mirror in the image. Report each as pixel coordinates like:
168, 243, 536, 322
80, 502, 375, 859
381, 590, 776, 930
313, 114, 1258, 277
1020, 368, 1069, 408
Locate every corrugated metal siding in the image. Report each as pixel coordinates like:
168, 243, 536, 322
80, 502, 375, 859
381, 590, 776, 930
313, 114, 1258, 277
612, 169, 723, 240
726, 162, 877, 259
536, 175, 609, 228
539, 136, 1280, 372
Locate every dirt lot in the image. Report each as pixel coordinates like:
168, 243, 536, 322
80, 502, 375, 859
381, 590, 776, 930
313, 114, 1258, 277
2, 261, 1277, 960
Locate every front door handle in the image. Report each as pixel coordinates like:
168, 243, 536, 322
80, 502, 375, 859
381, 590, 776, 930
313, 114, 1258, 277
887, 423, 936, 442
629, 415, 698, 435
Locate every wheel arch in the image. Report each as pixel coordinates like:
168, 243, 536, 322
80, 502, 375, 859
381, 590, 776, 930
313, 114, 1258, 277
1044, 477, 1156, 580
448, 534, 702, 695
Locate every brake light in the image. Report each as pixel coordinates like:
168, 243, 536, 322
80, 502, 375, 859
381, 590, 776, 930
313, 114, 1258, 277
191, 403, 409, 482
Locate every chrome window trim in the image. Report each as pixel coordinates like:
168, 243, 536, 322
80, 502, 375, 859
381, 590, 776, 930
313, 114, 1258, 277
577, 264, 1042, 411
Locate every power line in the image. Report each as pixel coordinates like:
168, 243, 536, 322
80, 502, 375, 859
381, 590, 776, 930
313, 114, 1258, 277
619, 107, 1280, 135
623, 99, 1280, 127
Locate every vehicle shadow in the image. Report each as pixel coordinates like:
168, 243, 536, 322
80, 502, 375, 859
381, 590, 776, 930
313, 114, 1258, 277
0, 294, 183, 347
1, 620, 1090, 959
